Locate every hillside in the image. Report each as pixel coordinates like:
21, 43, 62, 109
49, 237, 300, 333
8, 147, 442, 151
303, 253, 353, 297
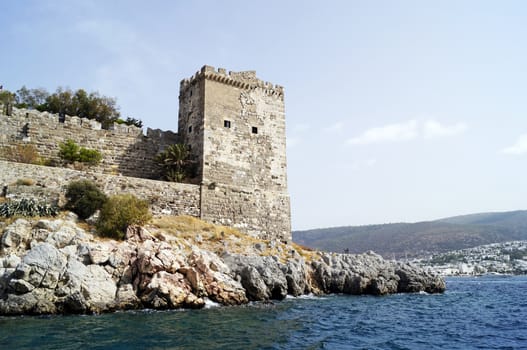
293, 210, 527, 259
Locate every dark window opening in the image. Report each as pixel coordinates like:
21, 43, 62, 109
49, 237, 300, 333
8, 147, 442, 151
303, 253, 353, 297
224, 120, 231, 128
251, 126, 258, 134
188, 125, 192, 133
190, 90, 193, 97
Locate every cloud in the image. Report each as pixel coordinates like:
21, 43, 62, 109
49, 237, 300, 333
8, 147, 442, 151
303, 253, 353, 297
347, 119, 467, 145
324, 121, 345, 133
347, 120, 419, 145
423, 120, 467, 139
501, 134, 527, 155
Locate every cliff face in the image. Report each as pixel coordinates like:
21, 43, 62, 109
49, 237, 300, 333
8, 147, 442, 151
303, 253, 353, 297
0, 215, 445, 315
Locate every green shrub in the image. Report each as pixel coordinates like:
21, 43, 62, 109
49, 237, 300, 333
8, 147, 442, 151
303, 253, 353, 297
0, 198, 59, 218
64, 180, 107, 219
96, 194, 151, 240
58, 139, 80, 163
58, 139, 102, 165
78, 148, 102, 165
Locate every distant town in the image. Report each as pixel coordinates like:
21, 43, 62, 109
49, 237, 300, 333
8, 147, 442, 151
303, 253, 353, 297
416, 241, 527, 276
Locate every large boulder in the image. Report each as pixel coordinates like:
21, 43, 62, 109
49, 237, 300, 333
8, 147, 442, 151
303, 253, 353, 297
223, 253, 288, 301
1, 219, 32, 254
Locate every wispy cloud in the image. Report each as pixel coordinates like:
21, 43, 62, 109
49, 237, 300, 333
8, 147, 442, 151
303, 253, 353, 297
324, 121, 345, 133
347, 119, 467, 145
347, 120, 419, 145
501, 134, 527, 155
423, 120, 467, 139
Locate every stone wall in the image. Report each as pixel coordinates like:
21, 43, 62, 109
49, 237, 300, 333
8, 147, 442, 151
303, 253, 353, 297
200, 184, 291, 242
0, 160, 200, 217
0, 106, 178, 179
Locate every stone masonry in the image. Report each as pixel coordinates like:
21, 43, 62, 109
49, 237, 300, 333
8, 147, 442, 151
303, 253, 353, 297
0, 108, 178, 179
0, 65, 291, 242
179, 66, 291, 241
0, 160, 200, 217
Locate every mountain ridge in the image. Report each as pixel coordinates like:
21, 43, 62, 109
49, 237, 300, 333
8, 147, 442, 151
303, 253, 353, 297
293, 210, 527, 259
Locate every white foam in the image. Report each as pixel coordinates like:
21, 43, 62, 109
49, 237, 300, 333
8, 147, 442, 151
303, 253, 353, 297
203, 298, 221, 309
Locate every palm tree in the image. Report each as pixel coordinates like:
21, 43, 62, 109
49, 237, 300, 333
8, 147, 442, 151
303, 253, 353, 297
155, 143, 192, 182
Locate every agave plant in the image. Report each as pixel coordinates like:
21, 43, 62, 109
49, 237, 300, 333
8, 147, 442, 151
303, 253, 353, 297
0, 198, 59, 217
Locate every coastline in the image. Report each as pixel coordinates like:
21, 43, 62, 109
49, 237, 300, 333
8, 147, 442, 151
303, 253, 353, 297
0, 215, 445, 315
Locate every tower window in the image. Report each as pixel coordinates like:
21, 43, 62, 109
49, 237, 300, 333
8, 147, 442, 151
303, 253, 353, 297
188, 125, 192, 133
190, 90, 193, 97
224, 120, 231, 128
251, 127, 258, 134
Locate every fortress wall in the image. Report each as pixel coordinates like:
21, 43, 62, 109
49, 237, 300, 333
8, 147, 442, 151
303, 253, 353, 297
200, 184, 291, 242
0, 107, 179, 179
0, 160, 201, 218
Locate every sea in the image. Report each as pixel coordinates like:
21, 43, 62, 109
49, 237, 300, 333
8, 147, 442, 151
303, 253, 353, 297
1, 275, 526, 349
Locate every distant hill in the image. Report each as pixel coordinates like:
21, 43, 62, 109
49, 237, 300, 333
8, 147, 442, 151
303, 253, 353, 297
292, 210, 527, 259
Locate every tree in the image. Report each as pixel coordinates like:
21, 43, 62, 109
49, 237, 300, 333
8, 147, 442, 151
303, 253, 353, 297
0, 90, 15, 106
125, 117, 143, 128
155, 143, 195, 182
14, 86, 49, 110
41, 87, 120, 128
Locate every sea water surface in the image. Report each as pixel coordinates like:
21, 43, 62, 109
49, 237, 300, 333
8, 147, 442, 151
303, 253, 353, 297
1, 276, 526, 349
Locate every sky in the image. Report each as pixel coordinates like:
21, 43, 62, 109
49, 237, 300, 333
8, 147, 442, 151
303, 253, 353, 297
2, 1, 527, 230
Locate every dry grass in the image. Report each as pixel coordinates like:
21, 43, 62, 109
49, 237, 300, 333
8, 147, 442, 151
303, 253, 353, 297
152, 215, 252, 241
14, 178, 35, 186
151, 216, 285, 255
291, 242, 320, 262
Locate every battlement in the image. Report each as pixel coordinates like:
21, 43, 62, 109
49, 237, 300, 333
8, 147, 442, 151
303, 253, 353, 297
180, 65, 284, 98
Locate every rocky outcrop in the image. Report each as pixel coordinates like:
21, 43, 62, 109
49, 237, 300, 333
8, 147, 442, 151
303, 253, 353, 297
0, 217, 445, 315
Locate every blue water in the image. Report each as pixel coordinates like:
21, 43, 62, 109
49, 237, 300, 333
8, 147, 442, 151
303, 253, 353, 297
1, 276, 526, 349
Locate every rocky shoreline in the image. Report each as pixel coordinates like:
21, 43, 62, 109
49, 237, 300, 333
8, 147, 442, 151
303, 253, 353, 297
0, 215, 445, 315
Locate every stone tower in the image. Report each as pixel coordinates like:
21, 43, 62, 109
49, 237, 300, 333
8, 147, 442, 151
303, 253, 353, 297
178, 65, 291, 242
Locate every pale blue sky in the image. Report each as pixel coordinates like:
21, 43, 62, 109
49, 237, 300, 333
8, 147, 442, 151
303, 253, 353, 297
2, 1, 527, 230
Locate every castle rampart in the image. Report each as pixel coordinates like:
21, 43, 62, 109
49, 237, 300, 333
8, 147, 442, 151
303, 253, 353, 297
0, 106, 178, 179
0, 160, 200, 217
0, 65, 292, 242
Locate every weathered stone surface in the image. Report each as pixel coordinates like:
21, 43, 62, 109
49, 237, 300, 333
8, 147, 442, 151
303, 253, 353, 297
0, 219, 32, 254
0, 218, 445, 316
0, 161, 201, 219
80, 265, 117, 312
223, 254, 288, 300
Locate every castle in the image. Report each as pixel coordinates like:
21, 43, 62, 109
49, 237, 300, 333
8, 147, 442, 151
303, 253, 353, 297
0, 65, 291, 242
